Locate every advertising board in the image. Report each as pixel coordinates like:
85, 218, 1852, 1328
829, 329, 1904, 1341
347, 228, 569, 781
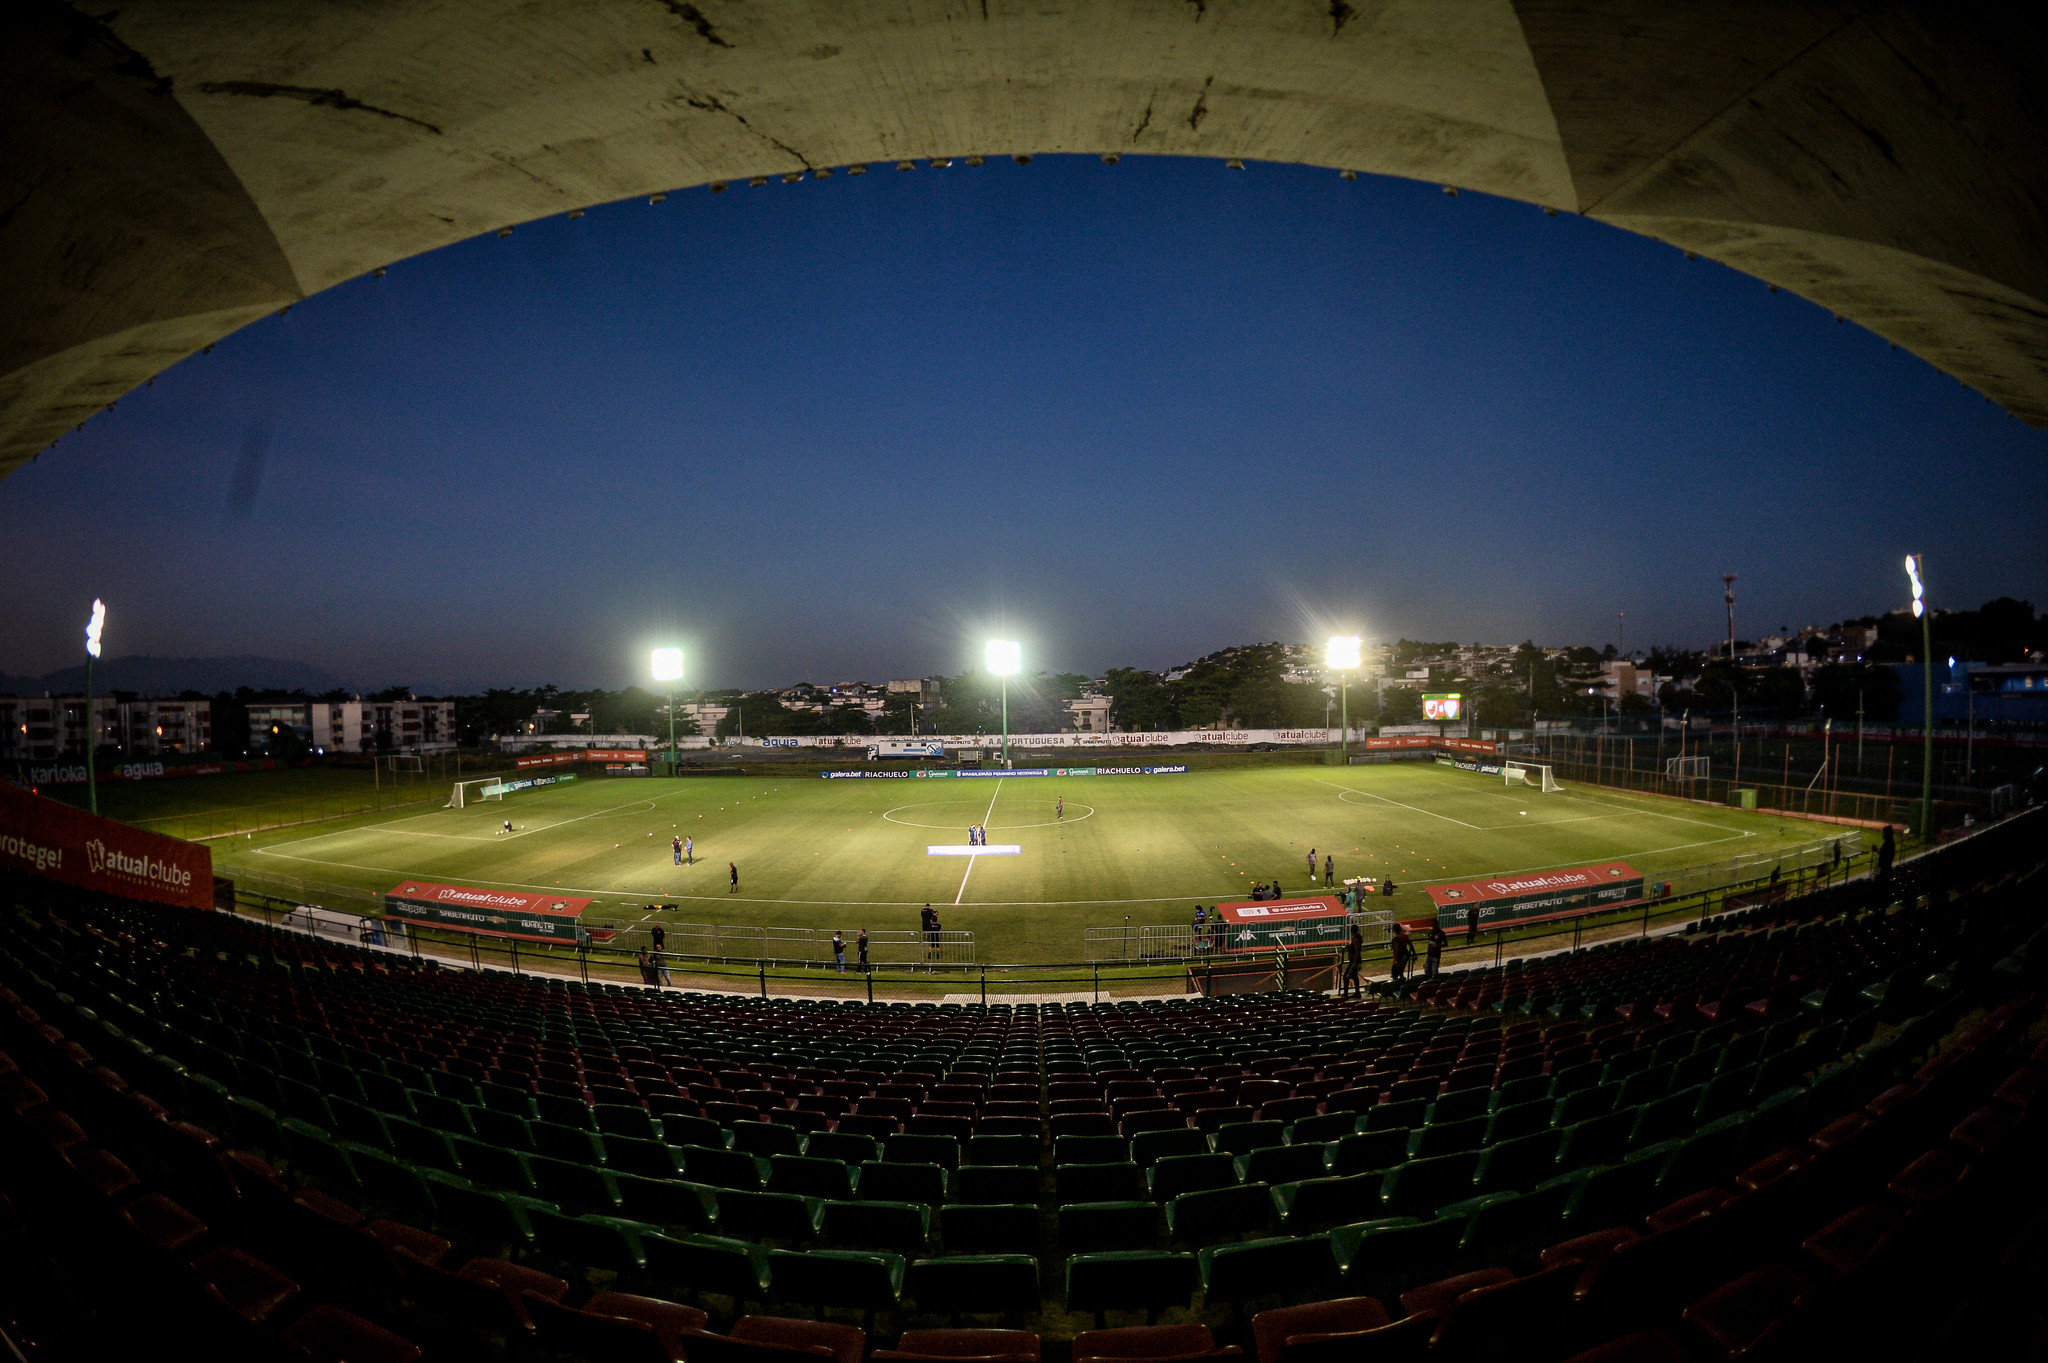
382, 880, 592, 942
0, 780, 213, 910
1212, 895, 1353, 953
1425, 861, 1644, 930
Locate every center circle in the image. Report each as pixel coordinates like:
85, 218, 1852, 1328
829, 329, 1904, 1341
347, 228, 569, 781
882, 800, 1096, 831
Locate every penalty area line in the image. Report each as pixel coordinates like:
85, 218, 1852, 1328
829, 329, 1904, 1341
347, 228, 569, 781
955, 777, 1004, 904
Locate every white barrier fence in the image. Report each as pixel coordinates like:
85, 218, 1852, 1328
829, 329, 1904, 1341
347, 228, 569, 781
1086, 912, 1396, 964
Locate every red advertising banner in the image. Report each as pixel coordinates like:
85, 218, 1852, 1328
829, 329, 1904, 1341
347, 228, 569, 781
515, 750, 648, 769
1424, 861, 1644, 930
0, 780, 214, 910
382, 880, 592, 942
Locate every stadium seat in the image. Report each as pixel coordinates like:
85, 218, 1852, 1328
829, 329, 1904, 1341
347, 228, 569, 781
856, 1161, 946, 1205
818, 1199, 930, 1253
1132, 1128, 1209, 1167
879, 1327, 1042, 1362
530, 1207, 659, 1274
954, 1163, 1039, 1204
767, 1249, 905, 1327
682, 1145, 767, 1192
769, 1154, 855, 1200
1269, 1174, 1383, 1233
1065, 1251, 1199, 1325
1057, 1135, 1132, 1166
1071, 1323, 1230, 1362
1331, 1217, 1463, 1301
1060, 1201, 1161, 1253
1379, 1151, 1479, 1218
642, 1233, 771, 1308
1166, 1184, 1274, 1243
1148, 1153, 1239, 1201
1058, 1162, 1149, 1204
965, 1134, 1040, 1167
719, 1190, 818, 1245
730, 1314, 869, 1363
906, 1255, 1042, 1317
939, 1202, 1039, 1255
615, 1174, 717, 1233
889, 1133, 962, 1169
1199, 1235, 1340, 1304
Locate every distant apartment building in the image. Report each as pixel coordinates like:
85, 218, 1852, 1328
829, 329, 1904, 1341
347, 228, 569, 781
310, 698, 456, 753
1065, 695, 1113, 732
2, 696, 212, 762
1599, 661, 1660, 702
247, 702, 313, 755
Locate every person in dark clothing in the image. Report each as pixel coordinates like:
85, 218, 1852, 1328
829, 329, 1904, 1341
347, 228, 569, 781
921, 905, 941, 965
634, 950, 656, 986
1342, 923, 1363, 998
1390, 926, 1413, 982
649, 924, 666, 953
857, 928, 869, 973
1324, 854, 1334, 887
728, 862, 739, 893
1878, 825, 1896, 881
1425, 921, 1447, 979
1466, 910, 1479, 949
1382, 877, 1397, 897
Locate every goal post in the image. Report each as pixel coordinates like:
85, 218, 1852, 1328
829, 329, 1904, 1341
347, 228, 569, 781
1504, 761, 1561, 793
448, 777, 505, 808
1664, 755, 1710, 782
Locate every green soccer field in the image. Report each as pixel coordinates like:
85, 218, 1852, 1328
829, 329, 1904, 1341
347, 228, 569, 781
211, 763, 1832, 962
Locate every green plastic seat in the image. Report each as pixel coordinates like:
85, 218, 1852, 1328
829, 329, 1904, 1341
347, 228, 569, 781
938, 1202, 1037, 1255
284, 1120, 362, 1198
1059, 1200, 1160, 1253
1655, 1113, 1747, 1198
906, 1255, 1040, 1317
965, 1134, 1039, 1168
1380, 1151, 1480, 1219
644, 1232, 770, 1307
1454, 1183, 1570, 1266
887, 1133, 961, 1170
344, 1143, 429, 1219
1131, 1128, 1209, 1168
1150, 1153, 1240, 1201
1213, 1121, 1286, 1155
680, 1144, 766, 1192
473, 1107, 537, 1152
1057, 1162, 1148, 1205
660, 1114, 727, 1150
411, 1091, 473, 1136
536, 1092, 596, 1129
732, 1123, 806, 1159
227, 1096, 286, 1157
533, 1121, 607, 1166
770, 1154, 854, 1200
594, 1103, 661, 1141
1555, 1110, 1636, 1171
1287, 1112, 1357, 1146
1363, 1099, 1428, 1132
328, 1097, 393, 1150
1561, 1158, 1665, 1234
528, 1154, 624, 1214
1472, 1130, 1562, 1195
1483, 1100, 1553, 1146
1241, 1143, 1328, 1186
806, 1131, 879, 1165
429, 1182, 552, 1252
478, 1082, 537, 1119
1065, 1251, 1198, 1324
1407, 1116, 1489, 1160
613, 1174, 718, 1233
1199, 1234, 1339, 1303
953, 1165, 1038, 1205
429, 1071, 483, 1107
1167, 1183, 1274, 1243
1735, 1087, 1812, 1168
1055, 1134, 1131, 1166
1551, 1083, 1620, 1128
531, 1208, 660, 1273
856, 1161, 946, 1205
1331, 1217, 1461, 1300
387, 1117, 466, 1175
277, 1077, 337, 1130
1269, 1173, 1384, 1233
1331, 1129, 1409, 1176
450, 1136, 538, 1194
819, 1199, 931, 1253
714, 1190, 816, 1244
1424, 1089, 1491, 1125
768, 1249, 905, 1323
605, 1136, 685, 1179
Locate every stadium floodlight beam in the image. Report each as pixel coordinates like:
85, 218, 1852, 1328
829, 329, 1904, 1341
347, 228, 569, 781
83, 599, 104, 815
1326, 636, 1362, 762
1906, 555, 1932, 839
652, 648, 683, 770
986, 640, 1021, 768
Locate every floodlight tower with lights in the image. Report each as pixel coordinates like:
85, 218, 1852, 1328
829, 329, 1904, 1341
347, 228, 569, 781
83, 599, 105, 815
1722, 575, 1738, 661
652, 648, 684, 770
985, 641, 1021, 768
1906, 555, 1933, 837
1326, 636, 1362, 762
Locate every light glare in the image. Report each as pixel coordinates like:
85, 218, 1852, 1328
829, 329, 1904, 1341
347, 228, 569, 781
985, 640, 1022, 675
84, 599, 105, 659
1325, 635, 1362, 670
651, 647, 683, 682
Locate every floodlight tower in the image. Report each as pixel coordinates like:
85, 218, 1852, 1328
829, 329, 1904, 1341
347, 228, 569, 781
1906, 555, 1932, 837
986, 640, 1021, 768
83, 599, 105, 815
1326, 636, 1362, 762
652, 648, 683, 770
1721, 575, 1738, 662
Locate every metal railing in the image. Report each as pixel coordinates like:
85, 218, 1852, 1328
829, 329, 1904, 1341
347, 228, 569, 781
580, 920, 977, 966
1085, 911, 1396, 963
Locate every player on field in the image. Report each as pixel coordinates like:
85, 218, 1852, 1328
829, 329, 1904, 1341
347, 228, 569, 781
728, 862, 739, 893
502, 819, 512, 835
1056, 796, 1064, 820
1307, 847, 1317, 880
672, 835, 682, 866
685, 836, 693, 865
1324, 854, 1334, 887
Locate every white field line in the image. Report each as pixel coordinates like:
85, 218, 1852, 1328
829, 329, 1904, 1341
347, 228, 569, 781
954, 778, 1005, 904
1314, 778, 1483, 829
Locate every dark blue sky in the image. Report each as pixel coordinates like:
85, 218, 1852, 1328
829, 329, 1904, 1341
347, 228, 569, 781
4, 155, 2042, 692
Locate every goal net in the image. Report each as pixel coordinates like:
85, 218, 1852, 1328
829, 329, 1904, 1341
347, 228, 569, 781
448, 778, 505, 808
1504, 761, 1561, 793
1664, 755, 1710, 782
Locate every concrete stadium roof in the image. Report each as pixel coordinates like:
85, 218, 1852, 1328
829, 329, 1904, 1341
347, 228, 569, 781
4, 1, 2044, 479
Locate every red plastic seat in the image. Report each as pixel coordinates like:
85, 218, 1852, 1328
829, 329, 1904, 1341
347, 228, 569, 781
283, 1304, 423, 1363
1681, 1265, 1808, 1361
731, 1314, 866, 1363
1250, 1297, 1390, 1363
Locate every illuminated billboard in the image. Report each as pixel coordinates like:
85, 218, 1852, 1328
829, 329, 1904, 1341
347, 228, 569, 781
1422, 693, 1463, 721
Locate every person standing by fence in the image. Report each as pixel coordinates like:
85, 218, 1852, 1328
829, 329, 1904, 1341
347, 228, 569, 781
857, 928, 869, 973
1425, 921, 1446, 979
1342, 923, 1363, 998
832, 930, 846, 974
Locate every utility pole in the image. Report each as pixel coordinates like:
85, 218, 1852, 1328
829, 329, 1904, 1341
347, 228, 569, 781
1618, 611, 1625, 659
1906, 555, 1932, 838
